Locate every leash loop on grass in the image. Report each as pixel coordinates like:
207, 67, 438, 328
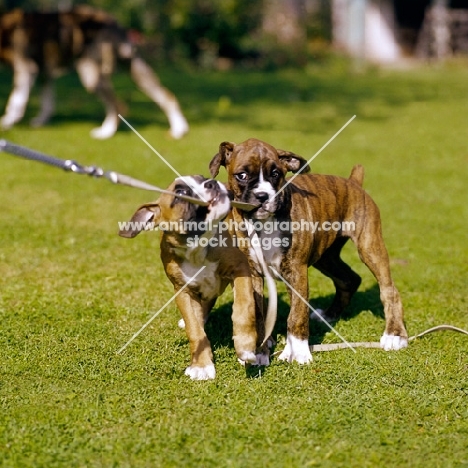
306, 324, 468, 353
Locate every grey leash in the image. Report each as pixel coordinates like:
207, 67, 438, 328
0, 139, 258, 211
0, 138, 183, 192
0, 138, 109, 176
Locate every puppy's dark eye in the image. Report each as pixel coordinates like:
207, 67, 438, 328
271, 169, 280, 179
175, 187, 191, 196
235, 172, 248, 183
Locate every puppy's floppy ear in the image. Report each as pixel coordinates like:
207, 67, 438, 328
209, 141, 235, 177
118, 203, 161, 238
278, 150, 310, 174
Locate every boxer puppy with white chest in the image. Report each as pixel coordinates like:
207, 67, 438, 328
209, 138, 408, 364
119, 176, 257, 380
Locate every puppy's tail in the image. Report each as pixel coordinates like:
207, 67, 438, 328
349, 164, 364, 186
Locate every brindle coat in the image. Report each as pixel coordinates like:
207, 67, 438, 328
209, 138, 408, 363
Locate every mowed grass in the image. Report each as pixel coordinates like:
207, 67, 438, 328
0, 58, 467, 467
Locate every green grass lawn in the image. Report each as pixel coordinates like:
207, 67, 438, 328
0, 58, 467, 467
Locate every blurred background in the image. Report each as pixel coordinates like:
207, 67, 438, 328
2, 0, 468, 69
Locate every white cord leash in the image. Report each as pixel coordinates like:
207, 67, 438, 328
271, 324, 468, 354
246, 222, 278, 347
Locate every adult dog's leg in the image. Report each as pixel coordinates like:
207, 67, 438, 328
0, 58, 37, 130
30, 78, 55, 127
176, 291, 215, 380
76, 58, 123, 139
311, 237, 361, 321
278, 264, 313, 364
356, 221, 408, 350
131, 57, 189, 139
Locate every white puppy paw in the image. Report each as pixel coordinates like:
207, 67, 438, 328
238, 351, 270, 366
185, 364, 216, 380
278, 334, 312, 364
178, 318, 186, 329
380, 333, 408, 351
237, 351, 257, 366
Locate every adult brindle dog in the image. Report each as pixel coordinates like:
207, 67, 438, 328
209, 138, 408, 364
0, 6, 188, 139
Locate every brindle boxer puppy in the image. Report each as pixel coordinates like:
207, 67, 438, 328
119, 176, 257, 380
0, 6, 188, 139
209, 138, 408, 364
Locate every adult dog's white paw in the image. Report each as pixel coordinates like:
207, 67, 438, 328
90, 125, 116, 139
185, 364, 216, 380
278, 335, 312, 364
380, 333, 408, 351
0, 115, 14, 129
169, 114, 189, 139
178, 318, 186, 329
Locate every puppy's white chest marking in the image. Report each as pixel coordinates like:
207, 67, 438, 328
248, 222, 284, 273
181, 260, 221, 300
259, 227, 284, 271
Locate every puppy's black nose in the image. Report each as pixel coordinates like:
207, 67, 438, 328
204, 180, 217, 190
254, 191, 269, 203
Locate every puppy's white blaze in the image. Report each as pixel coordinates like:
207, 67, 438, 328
278, 334, 312, 364
380, 333, 408, 351
254, 168, 275, 197
253, 168, 277, 215
178, 318, 186, 329
185, 364, 216, 380
177, 176, 204, 205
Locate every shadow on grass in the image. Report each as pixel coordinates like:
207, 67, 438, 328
0, 63, 443, 135
205, 282, 384, 375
